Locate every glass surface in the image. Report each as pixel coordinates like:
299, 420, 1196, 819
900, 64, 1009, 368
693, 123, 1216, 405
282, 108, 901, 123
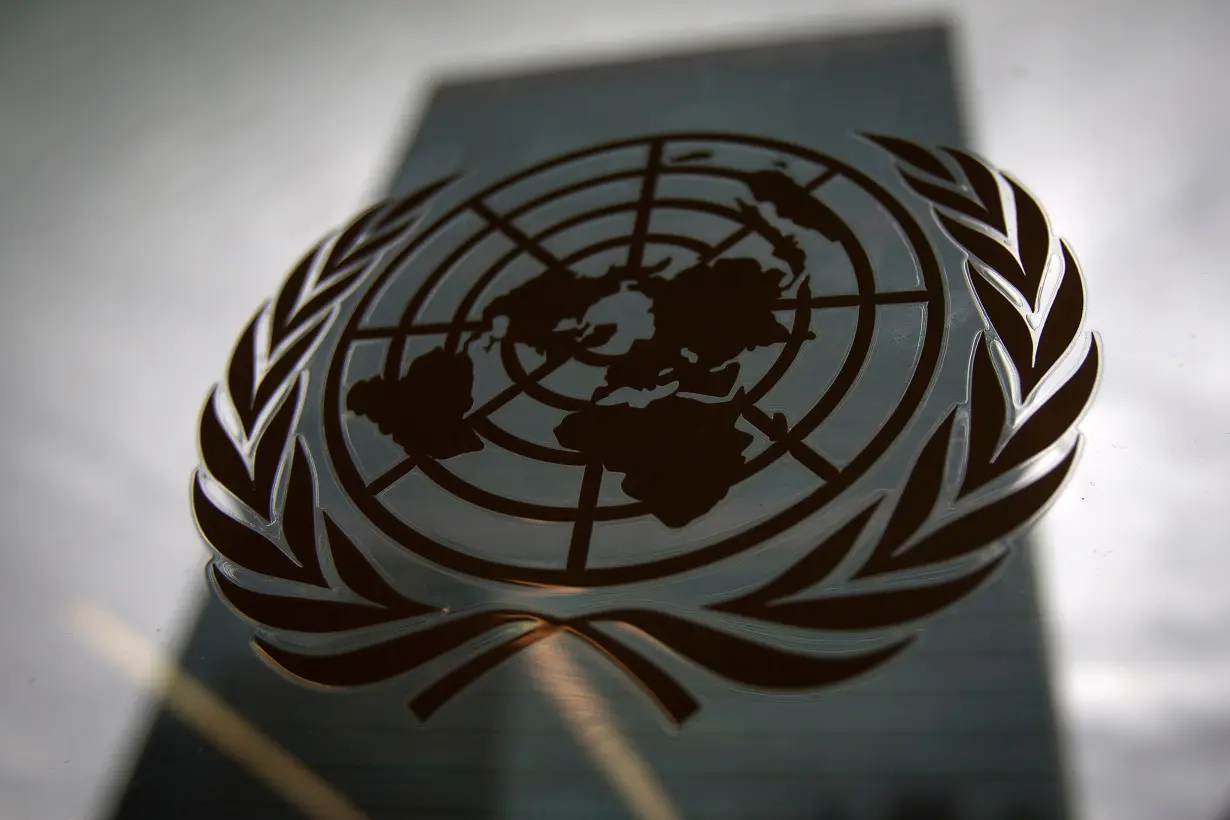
1, 3, 1227, 820
117, 26, 1072, 820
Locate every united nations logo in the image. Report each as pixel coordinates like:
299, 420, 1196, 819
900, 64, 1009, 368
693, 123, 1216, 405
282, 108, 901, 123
194, 133, 1099, 726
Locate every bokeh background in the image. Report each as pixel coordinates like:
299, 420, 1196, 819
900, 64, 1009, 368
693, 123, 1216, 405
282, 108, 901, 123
1, 2, 1227, 819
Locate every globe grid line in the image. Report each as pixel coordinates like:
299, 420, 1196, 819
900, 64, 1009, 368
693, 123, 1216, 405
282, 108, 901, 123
567, 461, 605, 572
382, 145, 841, 380
695, 165, 837, 264
624, 138, 664, 272
352, 182, 877, 565
356, 148, 883, 526
322, 133, 946, 586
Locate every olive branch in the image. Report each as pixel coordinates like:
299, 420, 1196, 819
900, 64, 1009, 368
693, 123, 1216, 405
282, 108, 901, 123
193, 177, 457, 617
712, 136, 1099, 628
192, 140, 1098, 729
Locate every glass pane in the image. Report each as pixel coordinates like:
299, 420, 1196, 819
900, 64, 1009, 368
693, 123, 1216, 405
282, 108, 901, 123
2, 5, 1225, 820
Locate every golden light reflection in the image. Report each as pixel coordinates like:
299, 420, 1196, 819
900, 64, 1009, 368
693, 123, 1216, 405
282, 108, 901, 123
69, 601, 369, 820
529, 634, 684, 820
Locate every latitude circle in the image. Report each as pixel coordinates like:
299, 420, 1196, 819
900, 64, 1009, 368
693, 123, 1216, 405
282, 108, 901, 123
410, 216, 857, 509
439, 195, 788, 363
496, 225, 852, 412
370, 173, 868, 495
379, 177, 874, 522
323, 132, 946, 587
387, 206, 870, 524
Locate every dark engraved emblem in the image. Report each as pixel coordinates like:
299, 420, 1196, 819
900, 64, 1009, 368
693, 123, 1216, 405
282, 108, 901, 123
194, 134, 1099, 726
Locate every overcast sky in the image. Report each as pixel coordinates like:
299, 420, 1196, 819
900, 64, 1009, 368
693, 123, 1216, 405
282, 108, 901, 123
1, 1, 1227, 819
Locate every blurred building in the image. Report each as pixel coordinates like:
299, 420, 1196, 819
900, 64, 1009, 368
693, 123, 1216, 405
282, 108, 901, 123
109, 24, 1071, 820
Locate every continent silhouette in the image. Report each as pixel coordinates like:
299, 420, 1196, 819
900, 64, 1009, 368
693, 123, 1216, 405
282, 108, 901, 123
347, 347, 483, 460
349, 173, 824, 530
480, 259, 668, 357
554, 395, 753, 527
597, 256, 794, 400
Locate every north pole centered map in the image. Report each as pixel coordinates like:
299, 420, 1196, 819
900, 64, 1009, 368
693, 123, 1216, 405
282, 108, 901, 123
325, 134, 947, 587
348, 170, 833, 528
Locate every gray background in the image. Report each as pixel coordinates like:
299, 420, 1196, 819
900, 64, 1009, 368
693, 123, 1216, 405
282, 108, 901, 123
1, 2, 1227, 820
110, 27, 1069, 820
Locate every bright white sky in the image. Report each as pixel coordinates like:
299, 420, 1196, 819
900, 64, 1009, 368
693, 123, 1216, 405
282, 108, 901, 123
0, 2, 1227, 819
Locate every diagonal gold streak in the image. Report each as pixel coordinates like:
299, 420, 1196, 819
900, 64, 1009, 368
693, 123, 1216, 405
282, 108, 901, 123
69, 601, 369, 820
529, 636, 684, 820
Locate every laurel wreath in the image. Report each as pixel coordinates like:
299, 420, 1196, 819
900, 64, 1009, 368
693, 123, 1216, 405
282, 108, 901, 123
193, 139, 1098, 728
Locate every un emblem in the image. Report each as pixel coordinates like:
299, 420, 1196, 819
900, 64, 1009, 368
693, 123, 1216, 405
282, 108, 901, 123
194, 133, 1098, 726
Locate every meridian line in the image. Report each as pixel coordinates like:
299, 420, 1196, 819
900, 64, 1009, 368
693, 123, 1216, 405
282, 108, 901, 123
742, 404, 840, 482
366, 458, 417, 497
697, 166, 839, 265
804, 167, 841, 192
473, 355, 568, 418
471, 200, 574, 274
626, 141, 664, 270
567, 462, 605, 573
